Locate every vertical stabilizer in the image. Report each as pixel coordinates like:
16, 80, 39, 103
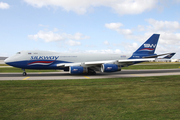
130, 34, 160, 59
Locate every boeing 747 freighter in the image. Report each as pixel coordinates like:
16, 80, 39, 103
5, 34, 175, 76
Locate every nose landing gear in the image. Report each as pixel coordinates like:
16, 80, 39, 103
22, 69, 27, 76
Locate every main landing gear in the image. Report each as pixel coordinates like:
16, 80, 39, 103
22, 69, 27, 76
87, 68, 96, 75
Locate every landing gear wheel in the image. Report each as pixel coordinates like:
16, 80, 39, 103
88, 68, 96, 75
22, 69, 27, 76
23, 72, 27, 76
92, 72, 96, 75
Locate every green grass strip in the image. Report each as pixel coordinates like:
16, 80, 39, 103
0, 64, 9, 66
0, 76, 180, 119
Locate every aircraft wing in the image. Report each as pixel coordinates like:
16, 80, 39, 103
57, 58, 155, 67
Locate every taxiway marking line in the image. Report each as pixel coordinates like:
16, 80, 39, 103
84, 76, 90, 79
23, 77, 30, 80
38, 72, 42, 74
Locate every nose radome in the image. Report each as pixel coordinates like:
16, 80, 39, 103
4, 57, 11, 64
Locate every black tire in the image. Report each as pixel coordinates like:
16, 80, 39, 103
88, 69, 96, 75
23, 72, 27, 76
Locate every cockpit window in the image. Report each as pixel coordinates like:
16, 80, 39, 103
16, 52, 21, 54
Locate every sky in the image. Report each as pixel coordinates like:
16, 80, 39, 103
1, 0, 180, 58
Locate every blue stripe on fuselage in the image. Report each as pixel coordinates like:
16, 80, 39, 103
6, 60, 72, 69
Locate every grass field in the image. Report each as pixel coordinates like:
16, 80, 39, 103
0, 64, 9, 66
0, 76, 180, 119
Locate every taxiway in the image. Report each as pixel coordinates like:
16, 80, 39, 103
0, 69, 180, 80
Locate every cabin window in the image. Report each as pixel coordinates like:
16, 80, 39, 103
16, 52, 21, 54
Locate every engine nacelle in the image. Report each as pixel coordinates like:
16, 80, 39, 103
69, 66, 88, 74
101, 64, 121, 72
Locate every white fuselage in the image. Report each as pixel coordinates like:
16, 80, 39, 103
5, 50, 131, 69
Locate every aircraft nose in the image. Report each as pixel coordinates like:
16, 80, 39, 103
4, 57, 11, 64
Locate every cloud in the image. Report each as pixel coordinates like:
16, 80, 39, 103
28, 30, 90, 42
114, 49, 122, 54
159, 0, 180, 6
138, 19, 180, 46
86, 49, 122, 54
109, 0, 157, 15
105, 23, 123, 30
69, 32, 90, 40
157, 32, 180, 46
39, 24, 49, 27
24, 0, 158, 15
103, 40, 109, 45
105, 23, 132, 35
105, 19, 180, 58
66, 40, 81, 46
137, 25, 145, 31
124, 42, 139, 53
106, 19, 180, 46
0, 2, 10, 9
28, 30, 64, 42
53, 28, 59, 32
146, 19, 180, 32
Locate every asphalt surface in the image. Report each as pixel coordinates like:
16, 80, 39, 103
0, 69, 180, 80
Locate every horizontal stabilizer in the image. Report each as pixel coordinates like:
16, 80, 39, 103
143, 53, 176, 58
163, 53, 176, 59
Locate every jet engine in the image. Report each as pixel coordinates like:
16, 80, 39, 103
69, 66, 88, 74
101, 64, 121, 72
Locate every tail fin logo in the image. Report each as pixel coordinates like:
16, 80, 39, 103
139, 44, 156, 52
144, 44, 156, 48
